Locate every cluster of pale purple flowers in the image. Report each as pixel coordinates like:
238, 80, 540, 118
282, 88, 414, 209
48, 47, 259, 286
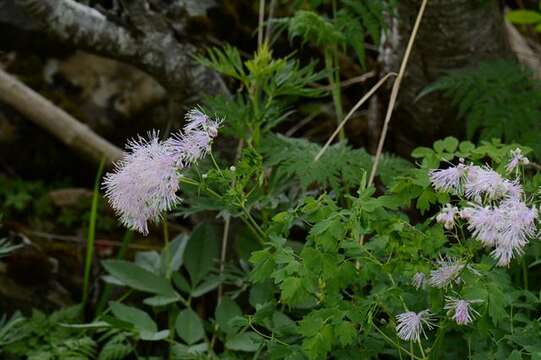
395, 310, 435, 342
103, 109, 220, 235
396, 149, 536, 342
429, 149, 539, 266
396, 296, 482, 341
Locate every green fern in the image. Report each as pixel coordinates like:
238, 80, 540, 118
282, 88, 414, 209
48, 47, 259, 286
278, 10, 343, 48
0, 312, 25, 348
194, 45, 246, 82
420, 60, 541, 157
280, 1, 392, 67
262, 135, 412, 191
341, 0, 386, 45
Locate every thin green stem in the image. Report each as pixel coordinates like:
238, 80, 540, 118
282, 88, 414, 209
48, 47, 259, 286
179, 176, 264, 243
324, 48, 345, 141
163, 220, 171, 279
522, 258, 529, 291
417, 339, 427, 359
218, 214, 231, 302
209, 151, 224, 177
95, 231, 133, 315
241, 207, 265, 242
373, 325, 423, 360
83, 157, 105, 306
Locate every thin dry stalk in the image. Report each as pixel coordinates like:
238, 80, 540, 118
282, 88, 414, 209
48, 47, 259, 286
314, 72, 397, 161
367, 0, 429, 186
258, 0, 266, 47
265, 0, 277, 44
316, 71, 377, 91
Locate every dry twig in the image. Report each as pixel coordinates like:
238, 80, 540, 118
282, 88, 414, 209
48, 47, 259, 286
0, 68, 124, 164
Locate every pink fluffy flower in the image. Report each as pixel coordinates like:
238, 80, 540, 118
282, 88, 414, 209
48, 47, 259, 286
464, 165, 519, 201
169, 109, 221, 166
396, 310, 436, 342
506, 148, 529, 173
436, 204, 459, 230
462, 198, 537, 266
461, 205, 501, 247
444, 297, 482, 325
429, 163, 467, 193
428, 257, 465, 288
103, 132, 180, 235
103, 108, 222, 235
491, 197, 538, 266
412, 272, 426, 290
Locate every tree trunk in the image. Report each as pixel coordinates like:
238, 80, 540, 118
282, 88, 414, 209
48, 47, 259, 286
379, 0, 512, 156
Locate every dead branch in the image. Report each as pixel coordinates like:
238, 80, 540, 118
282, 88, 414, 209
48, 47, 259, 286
505, 21, 541, 80
0, 68, 125, 164
14, 0, 229, 99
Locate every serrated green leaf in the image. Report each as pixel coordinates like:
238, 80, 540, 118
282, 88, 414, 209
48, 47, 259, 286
335, 321, 356, 347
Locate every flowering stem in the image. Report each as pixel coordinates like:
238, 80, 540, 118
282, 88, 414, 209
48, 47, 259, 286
163, 219, 171, 279
417, 339, 427, 359
241, 208, 266, 244
522, 258, 529, 291
178, 176, 265, 244
82, 157, 105, 307
218, 214, 231, 303
209, 151, 224, 177
324, 48, 345, 141
372, 324, 423, 360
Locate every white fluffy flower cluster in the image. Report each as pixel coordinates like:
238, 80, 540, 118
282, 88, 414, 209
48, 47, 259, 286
429, 151, 538, 266
103, 109, 221, 235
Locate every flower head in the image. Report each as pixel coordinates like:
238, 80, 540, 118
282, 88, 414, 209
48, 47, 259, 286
506, 148, 529, 173
436, 204, 459, 230
461, 205, 501, 247
396, 310, 436, 341
103, 132, 180, 235
464, 165, 518, 201
444, 297, 482, 325
412, 272, 425, 290
169, 109, 221, 166
429, 163, 467, 193
462, 198, 537, 266
428, 257, 464, 288
490, 197, 538, 266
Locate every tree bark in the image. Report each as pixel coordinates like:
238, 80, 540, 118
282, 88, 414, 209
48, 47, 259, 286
380, 0, 512, 156
13, 0, 228, 100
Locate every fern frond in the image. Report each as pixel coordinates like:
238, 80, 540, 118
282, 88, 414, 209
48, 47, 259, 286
0, 312, 25, 347
420, 60, 541, 157
335, 9, 366, 68
194, 45, 247, 82
262, 135, 412, 192
286, 10, 345, 48
342, 0, 385, 45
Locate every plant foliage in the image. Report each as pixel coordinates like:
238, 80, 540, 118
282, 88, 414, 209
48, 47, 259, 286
420, 60, 541, 157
